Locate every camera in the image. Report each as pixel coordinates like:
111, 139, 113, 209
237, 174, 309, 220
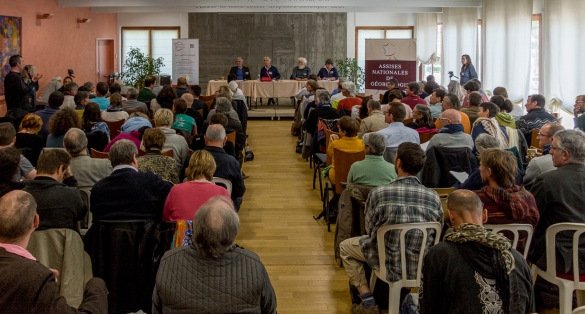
448, 71, 454, 78
68, 69, 75, 78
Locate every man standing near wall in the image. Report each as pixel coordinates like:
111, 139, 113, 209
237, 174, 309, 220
4, 55, 43, 113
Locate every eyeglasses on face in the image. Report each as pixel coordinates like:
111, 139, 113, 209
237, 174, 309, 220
537, 132, 550, 137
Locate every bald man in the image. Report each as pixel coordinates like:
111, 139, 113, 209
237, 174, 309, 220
426, 109, 474, 151
419, 190, 534, 314
0, 190, 108, 313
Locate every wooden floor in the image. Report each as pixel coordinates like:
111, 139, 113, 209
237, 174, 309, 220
238, 119, 351, 314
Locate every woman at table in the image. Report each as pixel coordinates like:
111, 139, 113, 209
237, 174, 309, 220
290, 57, 311, 81
318, 59, 339, 81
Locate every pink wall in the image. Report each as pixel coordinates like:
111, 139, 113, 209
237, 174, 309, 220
0, 0, 117, 116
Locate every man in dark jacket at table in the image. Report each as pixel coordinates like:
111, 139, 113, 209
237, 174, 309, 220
153, 196, 276, 314
229, 57, 252, 81
0, 190, 108, 313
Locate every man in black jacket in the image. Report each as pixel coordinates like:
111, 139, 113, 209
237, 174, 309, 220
23, 149, 85, 232
204, 124, 246, 211
420, 190, 534, 314
0, 190, 108, 313
3, 54, 42, 112
90, 139, 172, 222
229, 57, 252, 81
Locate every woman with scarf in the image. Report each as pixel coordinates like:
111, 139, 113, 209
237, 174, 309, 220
101, 93, 129, 122
420, 190, 535, 314
471, 102, 509, 154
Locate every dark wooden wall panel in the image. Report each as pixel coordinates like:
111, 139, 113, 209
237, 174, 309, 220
189, 13, 347, 94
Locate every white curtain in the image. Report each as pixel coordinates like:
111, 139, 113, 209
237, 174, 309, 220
544, 0, 585, 113
415, 13, 439, 65
482, 0, 533, 101
441, 8, 478, 85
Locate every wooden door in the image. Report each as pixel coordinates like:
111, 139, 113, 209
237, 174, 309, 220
96, 39, 115, 83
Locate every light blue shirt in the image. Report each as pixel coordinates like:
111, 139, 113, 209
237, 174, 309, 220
428, 103, 443, 119
376, 122, 420, 148
92, 97, 111, 111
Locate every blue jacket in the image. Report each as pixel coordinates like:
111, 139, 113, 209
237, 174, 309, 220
460, 64, 477, 84
121, 116, 152, 133
318, 67, 339, 79
35, 106, 59, 139
260, 66, 280, 80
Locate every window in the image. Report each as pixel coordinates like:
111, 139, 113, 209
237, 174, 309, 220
529, 14, 542, 95
422, 24, 443, 86
121, 27, 180, 77
355, 27, 414, 90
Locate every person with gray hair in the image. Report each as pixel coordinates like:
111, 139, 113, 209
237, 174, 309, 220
303, 88, 339, 135
357, 100, 388, 138
204, 125, 246, 211
229, 57, 252, 81
330, 77, 347, 102
153, 196, 276, 313
208, 96, 240, 122
64, 128, 113, 189
37, 76, 63, 105
260, 56, 281, 105
82, 81, 95, 98
0, 190, 109, 313
290, 57, 311, 81
528, 129, 585, 282
347, 132, 397, 186
337, 81, 363, 114
123, 87, 148, 114
90, 139, 172, 221
523, 122, 566, 190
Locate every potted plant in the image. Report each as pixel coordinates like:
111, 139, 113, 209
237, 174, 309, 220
336, 58, 365, 92
121, 47, 164, 88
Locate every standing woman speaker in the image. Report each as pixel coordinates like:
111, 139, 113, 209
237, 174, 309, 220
459, 54, 478, 85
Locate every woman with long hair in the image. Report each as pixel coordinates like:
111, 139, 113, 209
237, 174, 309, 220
405, 104, 437, 133
21, 64, 39, 110
15, 114, 45, 167
460, 54, 478, 85
155, 85, 178, 110
82, 102, 110, 138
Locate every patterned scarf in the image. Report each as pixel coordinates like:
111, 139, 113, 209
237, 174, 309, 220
444, 223, 515, 274
482, 185, 534, 221
473, 118, 509, 149
445, 223, 515, 314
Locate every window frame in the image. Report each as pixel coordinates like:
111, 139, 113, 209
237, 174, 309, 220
354, 26, 414, 62
120, 26, 181, 70
532, 14, 542, 94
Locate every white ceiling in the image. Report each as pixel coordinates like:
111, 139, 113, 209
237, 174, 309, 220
59, 0, 481, 13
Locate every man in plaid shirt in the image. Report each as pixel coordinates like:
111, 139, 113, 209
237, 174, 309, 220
339, 142, 443, 314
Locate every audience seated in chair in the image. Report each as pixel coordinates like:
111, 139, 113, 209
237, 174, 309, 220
528, 129, 585, 275
517, 94, 559, 147
325, 116, 363, 183
153, 196, 277, 313
23, 149, 85, 232
181, 93, 203, 133
490, 95, 517, 129
15, 113, 45, 167
471, 102, 509, 153
46, 108, 81, 148
474, 148, 539, 230
137, 128, 179, 184
377, 102, 420, 150
420, 190, 534, 314
153, 109, 189, 172
123, 87, 149, 115
171, 98, 196, 135
0, 122, 37, 181
523, 122, 565, 190
461, 92, 482, 125
90, 139, 172, 222
189, 84, 209, 120
203, 124, 246, 211
120, 112, 152, 134
357, 100, 388, 139
101, 92, 128, 122
0, 147, 25, 197
64, 128, 113, 189
0, 190, 108, 313
457, 134, 523, 190
404, 104, 437, 134
36, 91, 64, 139
339, 142, 443, 314
82, 103, 110, 140
91, 82, 111, 111
164, 150, 231, 221
304, 89, 340, 136
434, 93, 472, 134
137, 75, 157, 104
401, 81, 428, 110
104, 125, 150, 152
427, 109, 473, 151
347, 132, 397, 187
